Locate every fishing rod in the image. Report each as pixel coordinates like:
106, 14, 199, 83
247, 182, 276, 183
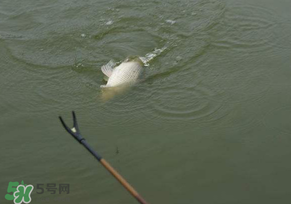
59, 111, 149, 204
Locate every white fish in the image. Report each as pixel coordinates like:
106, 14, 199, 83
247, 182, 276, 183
100, 57, 144, 88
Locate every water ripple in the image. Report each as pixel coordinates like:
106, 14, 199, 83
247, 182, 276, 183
144, 66, 229, 123
211, 4, 284, 52
263, 106, 291, 135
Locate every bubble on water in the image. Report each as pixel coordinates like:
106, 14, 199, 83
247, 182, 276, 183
165, 20, 176, 25
176, 56, 182, 61
81, 33, 86, 38
106, 20, 113, 25
75, 63, 84, 68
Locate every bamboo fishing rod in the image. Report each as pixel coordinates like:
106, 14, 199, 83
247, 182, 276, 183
59, 111, 149, 204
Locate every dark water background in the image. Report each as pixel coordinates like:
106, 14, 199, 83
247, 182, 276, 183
1, 0, 291, 203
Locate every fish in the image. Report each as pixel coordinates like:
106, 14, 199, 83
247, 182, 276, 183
100, 84, 131, 101
100, 56, 144, 88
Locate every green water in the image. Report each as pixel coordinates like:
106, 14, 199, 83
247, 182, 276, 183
1, 0, 291, 203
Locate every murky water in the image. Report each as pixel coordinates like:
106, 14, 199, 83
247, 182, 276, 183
1, 0, 291, 203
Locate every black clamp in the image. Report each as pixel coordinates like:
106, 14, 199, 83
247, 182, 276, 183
59, 111, 85, 143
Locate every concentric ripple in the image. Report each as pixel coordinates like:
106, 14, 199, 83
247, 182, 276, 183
144, 65, 230, 123
263, 106, 291, 135
1, 0, 290, 127
211, 4, 285, 53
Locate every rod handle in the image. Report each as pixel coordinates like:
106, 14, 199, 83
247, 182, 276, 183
100, 159, 149, 204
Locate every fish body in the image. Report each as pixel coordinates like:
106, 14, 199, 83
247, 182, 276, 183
101, 57, 144, 88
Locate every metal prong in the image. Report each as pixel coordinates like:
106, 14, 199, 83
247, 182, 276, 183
59, 112, 84, 143
72, 111, 80, 133
59, 116, 74, 136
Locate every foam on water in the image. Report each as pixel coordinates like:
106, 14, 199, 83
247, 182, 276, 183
139, 46, 167, 66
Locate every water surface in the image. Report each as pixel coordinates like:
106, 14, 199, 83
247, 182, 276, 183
1, 0, 291, 203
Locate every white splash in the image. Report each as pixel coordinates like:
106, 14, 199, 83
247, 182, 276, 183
139, 46, 167, 66
106, 20, 113, 25
165, 19, 176, 25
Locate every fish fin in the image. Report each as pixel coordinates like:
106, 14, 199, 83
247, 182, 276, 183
101, 65, 113, 77
101, 60, 115, 77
